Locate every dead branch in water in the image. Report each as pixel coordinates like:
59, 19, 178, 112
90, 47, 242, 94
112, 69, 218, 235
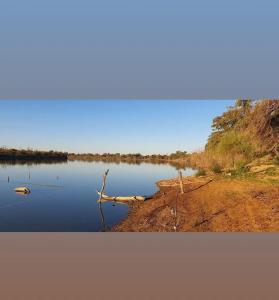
97, 169, 109, 231
99, 169, 109, 200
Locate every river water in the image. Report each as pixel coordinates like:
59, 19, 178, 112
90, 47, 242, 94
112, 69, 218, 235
0, 161, 195, 231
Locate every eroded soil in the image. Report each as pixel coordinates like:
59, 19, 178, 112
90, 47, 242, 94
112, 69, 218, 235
113, 174, 279, 232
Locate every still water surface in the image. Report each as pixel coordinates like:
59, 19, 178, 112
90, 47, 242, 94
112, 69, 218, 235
0, 161, 195, 231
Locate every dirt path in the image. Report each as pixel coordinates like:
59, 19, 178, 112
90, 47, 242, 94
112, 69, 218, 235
113, 176, 279, 232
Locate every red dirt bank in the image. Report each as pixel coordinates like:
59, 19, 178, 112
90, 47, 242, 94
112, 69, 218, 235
113, 175, 279, 232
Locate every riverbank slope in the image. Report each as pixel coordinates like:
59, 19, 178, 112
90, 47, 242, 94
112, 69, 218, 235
114, 164, 279, 232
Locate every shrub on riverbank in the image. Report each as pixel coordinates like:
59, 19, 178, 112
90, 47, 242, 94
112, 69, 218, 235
186, 99, 279, 171
210, 163, 222, 174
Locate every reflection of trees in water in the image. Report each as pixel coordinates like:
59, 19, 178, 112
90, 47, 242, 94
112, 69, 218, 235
0, 157, 189, 171
0, 159, 68, 167
0, 154, 192, 171
69, 157, 189, 170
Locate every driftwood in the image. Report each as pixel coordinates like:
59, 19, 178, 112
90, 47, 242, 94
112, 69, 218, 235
14, 187, 31, 194
97, 191, 146, 202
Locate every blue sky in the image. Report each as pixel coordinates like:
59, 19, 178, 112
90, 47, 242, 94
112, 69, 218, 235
0, 100, 235, 154
0, 1, 278, 98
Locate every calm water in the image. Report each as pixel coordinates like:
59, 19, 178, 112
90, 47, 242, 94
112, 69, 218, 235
0, 161, 195, 231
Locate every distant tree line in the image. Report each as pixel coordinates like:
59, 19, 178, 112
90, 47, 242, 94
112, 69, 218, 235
0, 147, 190, 168
0, 147, 68, 161
68, 150, 189, 163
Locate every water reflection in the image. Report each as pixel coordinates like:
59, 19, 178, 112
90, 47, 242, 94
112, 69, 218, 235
0, 159, 68, 167
15, 191, 30, 196
69, 158, 190, 170
0, 160, 195, 231
0, 158, 190, 170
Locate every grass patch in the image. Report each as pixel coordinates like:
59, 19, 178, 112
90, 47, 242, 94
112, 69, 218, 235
231, 160, 250, 177
232, 172, 256, 180
265, 167, 277, 176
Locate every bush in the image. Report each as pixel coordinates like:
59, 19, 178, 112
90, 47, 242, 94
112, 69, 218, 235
217, 131, 254, 158
211, 163, 222, 174
195, 168, 206, 177
274, 155, 279, 165
231, 160, 249, 176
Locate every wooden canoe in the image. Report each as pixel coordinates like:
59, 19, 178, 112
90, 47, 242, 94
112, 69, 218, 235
97, 191, 145, 202
14, 187, 31, 194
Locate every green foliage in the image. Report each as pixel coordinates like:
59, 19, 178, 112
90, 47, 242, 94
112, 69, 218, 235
195, 168, 206, 177
211, 163, 222, 174
204, 99, 265, 168
236, 160, 249, 172
216, 131, 254, 159
189, 100, 278, 171
211, 100, 253, 133
169, 150, 188, 159
211, 107, 242, 132
231, 160, 250, 176
205, 131, 223, 152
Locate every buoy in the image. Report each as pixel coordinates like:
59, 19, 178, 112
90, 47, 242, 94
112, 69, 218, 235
14, 187, 31, 194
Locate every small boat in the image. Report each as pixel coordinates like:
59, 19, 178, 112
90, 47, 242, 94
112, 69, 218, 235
14, 187, 31, 194
97, 191, 145, 202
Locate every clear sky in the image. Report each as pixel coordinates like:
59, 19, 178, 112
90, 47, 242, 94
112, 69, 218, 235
0, 1, 278, 99
0, 100, 235, 154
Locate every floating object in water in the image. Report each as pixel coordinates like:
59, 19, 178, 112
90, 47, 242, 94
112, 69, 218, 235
14, 187, 31, 194
96, 191, 145, 202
